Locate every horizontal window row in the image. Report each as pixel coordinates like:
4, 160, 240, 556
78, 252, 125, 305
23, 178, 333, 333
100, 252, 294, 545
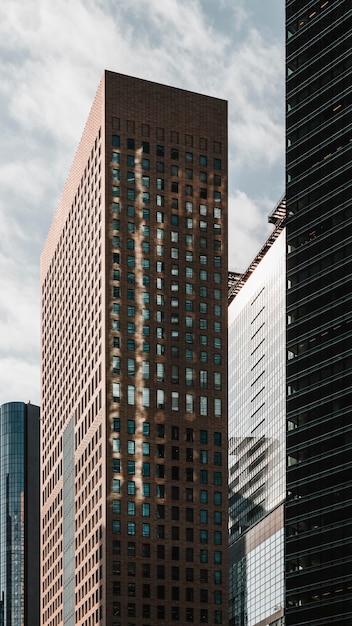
112, 251, 222, 267
111, 139, 222, 170
112, 602, 223, 623
111, 340, 222, 362
111, 442, 223, 465
111, 384, 222, 413
112, 359, 222, 386
112, 169, 222, 187
112, 420, 222, 443
112, 237, 222, 253
111, 485, 222, 506
112, 469, 222, 487
112, 200, 222, 220
111, 186, 222, 204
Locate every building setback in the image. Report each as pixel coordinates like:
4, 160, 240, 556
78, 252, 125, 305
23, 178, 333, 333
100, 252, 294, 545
41, 71, 228, 625
0, 401, 40, 626
286, 1, 352, 623
228, 200, 286, 626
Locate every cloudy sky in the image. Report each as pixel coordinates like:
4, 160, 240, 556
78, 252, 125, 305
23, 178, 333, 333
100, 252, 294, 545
0, 0, 284, 406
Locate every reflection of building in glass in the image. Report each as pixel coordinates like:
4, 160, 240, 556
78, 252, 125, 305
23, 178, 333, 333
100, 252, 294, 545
41, 71, 229, 625
228, 199, 286, 626
0, 401, 40, 626
286, 2, 352, 623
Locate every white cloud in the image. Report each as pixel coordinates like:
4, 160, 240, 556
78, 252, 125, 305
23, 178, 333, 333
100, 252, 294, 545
0, 0, 284, 405
228, 190, 274, 271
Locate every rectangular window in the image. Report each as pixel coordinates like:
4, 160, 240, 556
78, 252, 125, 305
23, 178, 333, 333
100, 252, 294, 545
200, 396, 208, 416
172, 392, 179, 411
142, 388, 150, 407
112, 382, 120, 402
186, 394, 194, 413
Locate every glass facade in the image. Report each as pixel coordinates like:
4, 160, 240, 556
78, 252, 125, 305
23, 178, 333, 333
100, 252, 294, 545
228, 209, 286, 626
286, 1, 352, 623
0, 402, 40, 626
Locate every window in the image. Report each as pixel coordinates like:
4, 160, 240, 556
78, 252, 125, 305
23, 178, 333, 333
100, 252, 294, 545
186, 448, 193, 462
186, 548, 194, 562
185, 151, 193, 162
186, 394, 194, 413
142, 523, 150, 537
128, 501, 135, 515
200, 470, 208, 484
200, 549, 208, 563
142, 502, 150, 517
142, 462, 150, 476
214, 398, 222, 417
214, 511, 222, 524
214, 472, 222, 485
214, 452, 222, 466
214, 372, 221, 390
112, 481, 121, 497
142, 441, 150, 456
127, 385, 135, 405
142, 157, 150, 170
199, 154, 207, 166
127, 521, 136, 535
200, 490, 208, 504
171, 148, 179, 160
127, 460, 135, 474
186, 508, 194, 522
172, 392, 179, 411
113, 418, 120, 432
127, 481, 135, 495
186, 468, 193, 482
112, 135, 120, 147
113, 382, 120, 403
185, 368, 194, 386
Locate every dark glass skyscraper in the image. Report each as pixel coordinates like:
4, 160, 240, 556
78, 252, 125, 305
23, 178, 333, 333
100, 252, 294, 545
0, 402, 40, 626
286, 1, 352, 623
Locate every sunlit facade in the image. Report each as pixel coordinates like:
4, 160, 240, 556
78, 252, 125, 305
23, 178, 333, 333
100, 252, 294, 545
41, 71, 228, 625
0, 401, 40, 626
228, 200, 286, 626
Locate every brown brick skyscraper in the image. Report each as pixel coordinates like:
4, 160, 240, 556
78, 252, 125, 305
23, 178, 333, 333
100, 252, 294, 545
41, 71, 228, 626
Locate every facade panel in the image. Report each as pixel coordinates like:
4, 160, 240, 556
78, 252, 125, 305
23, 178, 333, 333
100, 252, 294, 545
228, 205, 286, 626
286, 1, 352, 623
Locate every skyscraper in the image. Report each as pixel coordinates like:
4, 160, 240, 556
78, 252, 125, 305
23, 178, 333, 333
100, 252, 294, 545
228, 199, 286, 626
0, 401, 40, 626
286, 1, 352, 623
41, 71, 228, 625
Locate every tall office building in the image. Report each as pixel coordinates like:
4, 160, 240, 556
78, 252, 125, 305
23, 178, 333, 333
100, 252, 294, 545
228, 200, 286, 626
286, 1, 352, 623
0, 401, 40, 626
41, 71, 228, 625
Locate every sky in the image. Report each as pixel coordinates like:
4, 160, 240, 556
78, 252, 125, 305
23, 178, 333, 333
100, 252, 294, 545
0, 0, 285, 406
